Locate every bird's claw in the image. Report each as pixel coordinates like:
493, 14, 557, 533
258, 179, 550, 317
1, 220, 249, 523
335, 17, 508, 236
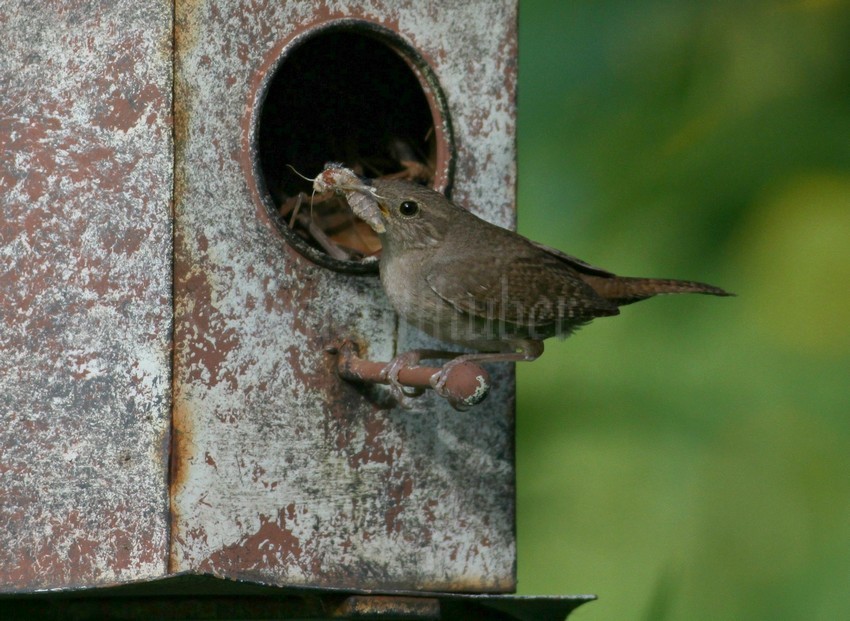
429, 367, 450, 396
380, 352, 425, 406
428, 359, 473, 411
429, 357, 464, 407
376, 351, 484, 411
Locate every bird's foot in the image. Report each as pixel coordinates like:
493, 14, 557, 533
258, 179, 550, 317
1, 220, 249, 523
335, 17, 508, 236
429, 357, 477, 411
380, 351, 426, 406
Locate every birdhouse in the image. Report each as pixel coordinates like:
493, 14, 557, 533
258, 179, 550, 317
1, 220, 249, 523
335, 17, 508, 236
2, 0, 591, 618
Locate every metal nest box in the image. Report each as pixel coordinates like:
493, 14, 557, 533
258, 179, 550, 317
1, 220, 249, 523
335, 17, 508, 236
2, 1, 591, 618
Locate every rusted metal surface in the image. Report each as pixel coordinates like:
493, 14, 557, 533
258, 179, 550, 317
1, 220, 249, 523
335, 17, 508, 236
172, 0, 518, 592
0, 0, 173, 591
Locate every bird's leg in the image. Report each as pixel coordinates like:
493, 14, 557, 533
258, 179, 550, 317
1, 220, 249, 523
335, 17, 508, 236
380, 348, 463, 404
429, 340, 545, 397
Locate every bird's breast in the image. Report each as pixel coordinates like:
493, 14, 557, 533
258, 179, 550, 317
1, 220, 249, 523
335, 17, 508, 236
379, 248, 460, 339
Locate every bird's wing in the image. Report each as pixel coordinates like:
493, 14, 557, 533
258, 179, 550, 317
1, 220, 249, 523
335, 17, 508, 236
425, 247, 618, 328
528, 240, 616, 277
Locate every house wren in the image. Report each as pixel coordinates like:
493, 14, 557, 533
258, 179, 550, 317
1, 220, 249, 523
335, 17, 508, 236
315, 165, 731, 403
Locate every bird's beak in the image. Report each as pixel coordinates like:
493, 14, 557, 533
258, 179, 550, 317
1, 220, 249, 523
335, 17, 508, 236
368, 198, 389, 234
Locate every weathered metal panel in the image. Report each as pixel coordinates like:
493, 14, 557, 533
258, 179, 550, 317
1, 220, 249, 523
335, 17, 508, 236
171, 0, 518, 591
0, 0, 173, 590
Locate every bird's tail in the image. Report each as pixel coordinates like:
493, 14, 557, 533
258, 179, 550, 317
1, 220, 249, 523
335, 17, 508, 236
581, 275, 733, 306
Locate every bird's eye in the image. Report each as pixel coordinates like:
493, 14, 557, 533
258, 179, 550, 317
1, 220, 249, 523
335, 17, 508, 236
398, 200, 420, 217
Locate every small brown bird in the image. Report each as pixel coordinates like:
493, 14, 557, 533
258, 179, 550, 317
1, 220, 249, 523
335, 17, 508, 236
316, 165, 731, 403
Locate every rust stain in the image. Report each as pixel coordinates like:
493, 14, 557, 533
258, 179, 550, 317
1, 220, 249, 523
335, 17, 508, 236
199, 506, 310, 577
384, 475, 415, 536
348, 415, 396, 469
169, 393, 196, 572
175, 265, 242, 391
94, 34, 167, 132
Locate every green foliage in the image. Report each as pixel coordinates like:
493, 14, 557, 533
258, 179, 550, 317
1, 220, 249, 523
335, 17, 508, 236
516, 2, 850, 619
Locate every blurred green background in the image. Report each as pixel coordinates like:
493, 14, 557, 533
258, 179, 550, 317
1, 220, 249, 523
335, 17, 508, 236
515, 1, 850, 619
